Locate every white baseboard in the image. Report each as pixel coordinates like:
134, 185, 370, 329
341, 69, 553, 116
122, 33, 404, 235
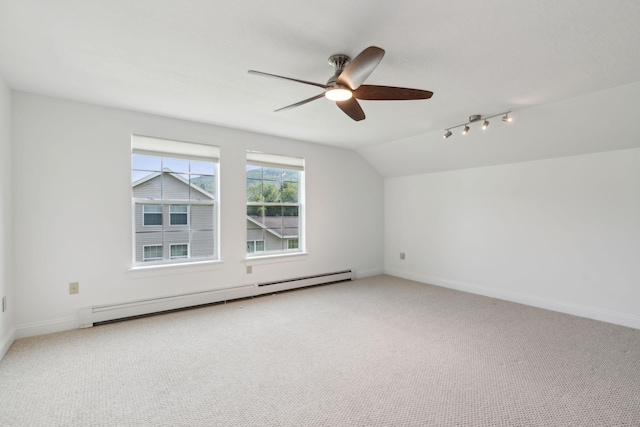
384, 268, 640, 330
0, 327, 16, 361
355, 267, 384, 279
14, 317, 79, 340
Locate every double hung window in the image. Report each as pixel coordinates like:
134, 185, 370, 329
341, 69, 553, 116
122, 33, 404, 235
132, 135, 219, 265
246, 152, 304, 256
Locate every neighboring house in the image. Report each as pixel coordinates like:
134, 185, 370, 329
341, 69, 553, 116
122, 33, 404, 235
132, 169, 215, 262
247, 215, 299, 253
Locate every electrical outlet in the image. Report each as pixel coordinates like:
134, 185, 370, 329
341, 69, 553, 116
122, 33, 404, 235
400, 252, 405, 260
69, 282, 79, 295
246, 265, 253, 274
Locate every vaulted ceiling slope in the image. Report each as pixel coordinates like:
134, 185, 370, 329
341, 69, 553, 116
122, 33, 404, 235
1, 1, 640, 159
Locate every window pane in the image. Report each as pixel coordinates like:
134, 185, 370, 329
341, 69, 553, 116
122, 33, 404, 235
190, 174, 215, 200
170, 244, 188, 258
170, 205, 188, 213
282, 169, 299, 182
170, 213, 188, 225
162, 157, 189, 174
133, 144, 218, 265
162, 172, 189, 200
245, 159, 302, 256
263, 167, 283, 181
281, 182, 298, 203
288, 239, 298, 249
132, 171, 162, 199
262, 181, 281, 202
143, 205, 163, 226
246, 165, 262, 179
143, 245, 163, 261
132, 155, 161, 172
191, 160, 215, 175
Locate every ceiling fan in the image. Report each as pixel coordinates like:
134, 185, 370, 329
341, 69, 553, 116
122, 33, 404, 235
248, 46, 433, 121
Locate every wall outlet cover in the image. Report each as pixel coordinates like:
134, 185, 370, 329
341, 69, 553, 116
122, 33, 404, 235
69, 282, 79, 295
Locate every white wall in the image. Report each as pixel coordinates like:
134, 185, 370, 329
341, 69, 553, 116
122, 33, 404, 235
0, 78, 13, 356
385, 148, 640, 328
12, 92, 384, 337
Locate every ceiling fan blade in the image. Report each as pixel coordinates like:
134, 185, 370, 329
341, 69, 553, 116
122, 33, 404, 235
337, 46, 385, 90
275, 93, 325, 112
248, 70, 328, 89
353, 85, 434, 100
336, 98, 365, 121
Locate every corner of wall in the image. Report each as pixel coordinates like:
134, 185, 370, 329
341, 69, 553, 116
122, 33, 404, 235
0, 76, 14, 359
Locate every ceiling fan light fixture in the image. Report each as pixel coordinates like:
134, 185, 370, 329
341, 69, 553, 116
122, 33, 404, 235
482, 120, 489, 130
325, 87, 353, 101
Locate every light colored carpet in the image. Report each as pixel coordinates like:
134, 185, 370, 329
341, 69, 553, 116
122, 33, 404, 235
1, 275, 639, 426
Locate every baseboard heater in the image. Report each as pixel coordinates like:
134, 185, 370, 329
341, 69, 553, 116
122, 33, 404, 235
258, 269, 354, 288
79, 269, 354, 328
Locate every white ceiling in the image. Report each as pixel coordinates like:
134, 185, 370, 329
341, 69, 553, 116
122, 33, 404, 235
1, 0, 640, 151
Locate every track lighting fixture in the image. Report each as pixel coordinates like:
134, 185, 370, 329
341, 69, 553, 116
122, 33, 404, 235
443, 111, 512, 139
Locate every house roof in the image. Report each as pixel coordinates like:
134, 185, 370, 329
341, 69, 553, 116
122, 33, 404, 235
248, 216, 298, 239
132, 169, 215, 200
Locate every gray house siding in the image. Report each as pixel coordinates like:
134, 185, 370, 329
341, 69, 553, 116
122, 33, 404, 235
133, 172, 215, 263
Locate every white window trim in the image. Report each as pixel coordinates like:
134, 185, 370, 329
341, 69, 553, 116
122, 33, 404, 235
143, 244, 163, 262
245, 156, 304, 258
132, 137, 220, 267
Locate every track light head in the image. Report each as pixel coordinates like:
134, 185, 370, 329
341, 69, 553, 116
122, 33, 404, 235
443, 111, 511, 140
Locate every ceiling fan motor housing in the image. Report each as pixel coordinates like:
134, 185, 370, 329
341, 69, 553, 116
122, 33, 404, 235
327, 54, 351, 86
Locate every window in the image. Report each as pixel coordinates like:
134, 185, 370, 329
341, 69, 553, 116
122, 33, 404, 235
132, 135, 219, 265
170, 243, 189, 259
246, 152, 304, 256
143, 205, 163, 226
287, 238, 299, 250
143, 245, 163, 262
246, 240, 265, 254
170, 205, 188, 225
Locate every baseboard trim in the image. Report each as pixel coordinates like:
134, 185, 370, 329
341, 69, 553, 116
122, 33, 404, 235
0, 327, 16, 361
384, 268, 640, 330
14, 317, 79, 340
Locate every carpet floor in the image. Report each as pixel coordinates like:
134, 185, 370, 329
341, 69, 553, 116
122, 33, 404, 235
1, 275, 639, 426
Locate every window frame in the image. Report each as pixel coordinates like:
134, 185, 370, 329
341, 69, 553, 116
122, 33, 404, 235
246, 240, 265, 254
170, 243, 189, 259
131, 135, 219, 268
169, 204, 189, 226
142, 245, 164, 262
142, 204, 163, 226
246, 152, 304, 258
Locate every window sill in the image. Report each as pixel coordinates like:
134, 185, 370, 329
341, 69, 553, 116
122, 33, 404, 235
244, 252, 308, 266
128, 259, 224, 278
